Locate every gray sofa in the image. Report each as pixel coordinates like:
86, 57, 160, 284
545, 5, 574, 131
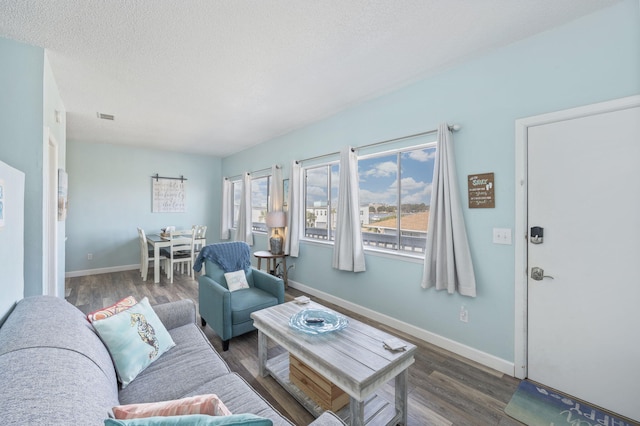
0, 295, 344, 426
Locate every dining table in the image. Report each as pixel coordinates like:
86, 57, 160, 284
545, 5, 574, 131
146, 233, 206, 283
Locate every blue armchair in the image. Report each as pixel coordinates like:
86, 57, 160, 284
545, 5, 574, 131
195, 242, 284, 351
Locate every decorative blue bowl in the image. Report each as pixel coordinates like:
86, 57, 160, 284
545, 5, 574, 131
289, 308, 348, 335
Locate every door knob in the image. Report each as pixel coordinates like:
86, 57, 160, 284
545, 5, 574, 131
531, 267, 554, 281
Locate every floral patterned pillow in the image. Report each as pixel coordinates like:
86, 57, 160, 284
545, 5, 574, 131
86, 296, 137, 323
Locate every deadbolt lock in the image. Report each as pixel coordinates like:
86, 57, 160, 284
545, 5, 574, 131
530, 226, 544, 244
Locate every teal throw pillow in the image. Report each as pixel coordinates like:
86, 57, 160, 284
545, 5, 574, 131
105, 413, 273, 426
93, 297, 175, 388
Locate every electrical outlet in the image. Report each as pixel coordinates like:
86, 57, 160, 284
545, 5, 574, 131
87, 253, 93, 260
459, 305, 469, 323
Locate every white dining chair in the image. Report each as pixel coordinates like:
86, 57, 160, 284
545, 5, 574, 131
138, 227, 167, 281
191, 225, 208, 274
192, 224, 207, 242
165, 229, 195, 283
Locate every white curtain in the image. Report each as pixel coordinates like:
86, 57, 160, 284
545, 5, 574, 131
235, 172, 254, 246
267, 165, 284, 250
284, 161, 303, 257
268, 165, 283, 211
332, 147, 366, 272
220, 178, 232, 240
421, 123, 476, 297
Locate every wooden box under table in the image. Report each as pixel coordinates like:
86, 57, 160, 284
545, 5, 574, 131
289, 354, 349, 412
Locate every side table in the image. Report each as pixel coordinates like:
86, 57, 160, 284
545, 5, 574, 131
253, 251, 288, 288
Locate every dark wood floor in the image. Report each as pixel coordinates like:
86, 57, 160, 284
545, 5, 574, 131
66, 269, 524, 426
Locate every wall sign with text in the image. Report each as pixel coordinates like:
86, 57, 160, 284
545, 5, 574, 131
152, 178, 186, 213
468, 172, 495, 208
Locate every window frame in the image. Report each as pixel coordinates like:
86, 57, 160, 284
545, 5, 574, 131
250, 174, 271, 234
300, 141, 437, 259
358, 141, 436, 257
229, 172, 273, 233
231, 179, 242, 229
301, 161, 339, 244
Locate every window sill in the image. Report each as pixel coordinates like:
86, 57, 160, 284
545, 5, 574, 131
300, 237, 333, 248
363, 247, 424, 264
300, 238, 424, 264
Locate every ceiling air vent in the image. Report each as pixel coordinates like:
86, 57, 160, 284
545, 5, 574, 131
97, 112, 115, 121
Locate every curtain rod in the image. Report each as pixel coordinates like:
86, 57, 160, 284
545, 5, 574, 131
295, 150, 341, 165
295, 124, 460, 164
151, 173, 187, 182
225, 164, 281, 181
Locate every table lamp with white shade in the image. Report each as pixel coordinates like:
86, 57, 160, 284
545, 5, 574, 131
266, 211, 286, 254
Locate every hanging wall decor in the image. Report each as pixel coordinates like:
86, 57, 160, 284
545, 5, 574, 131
468, 172, 495, 208
151, 174, 187, 213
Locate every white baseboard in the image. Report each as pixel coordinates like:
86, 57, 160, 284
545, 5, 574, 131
288, 279, 515, 376
65, 264, 139, 278
63, 268, 513, 375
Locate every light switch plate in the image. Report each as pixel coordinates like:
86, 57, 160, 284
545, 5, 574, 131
493, 228, 512, 245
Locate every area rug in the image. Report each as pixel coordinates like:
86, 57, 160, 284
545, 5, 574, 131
505, 380, 636, 426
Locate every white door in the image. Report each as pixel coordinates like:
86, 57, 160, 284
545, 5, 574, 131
527, 104, 640, 421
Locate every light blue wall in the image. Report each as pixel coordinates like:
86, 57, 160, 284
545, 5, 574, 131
66, 141, 222, 273
222, 1, 640, 362
43, 53, 67, 296
0, 37, 45, 298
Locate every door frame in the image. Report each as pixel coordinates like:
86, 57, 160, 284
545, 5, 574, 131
43, 126, 59, 297
513, 95, 640, 379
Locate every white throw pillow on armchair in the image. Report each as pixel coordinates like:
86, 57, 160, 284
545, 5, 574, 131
224, 270, 250, 291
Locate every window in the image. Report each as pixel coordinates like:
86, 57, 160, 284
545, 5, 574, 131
230, 175, 272, 232
359, 144, 436, 254
301, 143, 435, 255
232, 180, 242, 228
251, 176, 270, 233
304, 163, 339, 241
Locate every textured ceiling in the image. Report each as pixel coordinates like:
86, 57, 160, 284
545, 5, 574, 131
0, 1, 620, 157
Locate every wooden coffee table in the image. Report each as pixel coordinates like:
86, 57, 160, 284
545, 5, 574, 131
251, 301, 416, 426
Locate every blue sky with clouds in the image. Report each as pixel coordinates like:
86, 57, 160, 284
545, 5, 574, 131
238, 145, 437, 219
359, 146, 436, 206
305, 146, 436, 207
